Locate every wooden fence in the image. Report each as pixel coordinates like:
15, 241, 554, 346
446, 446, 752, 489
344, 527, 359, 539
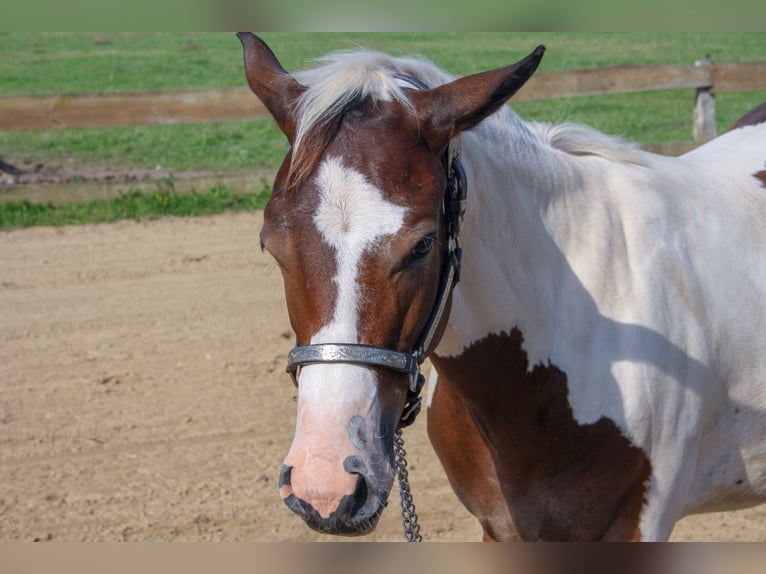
0, 59, 764, 204
1, 60, 764, 139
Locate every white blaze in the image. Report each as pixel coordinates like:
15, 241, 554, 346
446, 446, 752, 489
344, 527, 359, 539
298, 157, 407, 410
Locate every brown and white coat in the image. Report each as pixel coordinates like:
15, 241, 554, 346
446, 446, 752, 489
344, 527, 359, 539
239, 33, 766, 541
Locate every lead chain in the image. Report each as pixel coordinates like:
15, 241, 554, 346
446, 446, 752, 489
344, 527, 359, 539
394, 427, 422, 542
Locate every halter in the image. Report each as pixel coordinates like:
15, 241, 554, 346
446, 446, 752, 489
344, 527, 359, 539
285, 74, 467, 428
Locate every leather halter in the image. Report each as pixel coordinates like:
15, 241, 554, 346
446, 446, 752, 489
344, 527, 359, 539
285, 74, 467, 428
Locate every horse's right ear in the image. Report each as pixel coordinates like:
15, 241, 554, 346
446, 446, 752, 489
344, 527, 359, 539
410, 45, 545, 153
237, 32, 306, 143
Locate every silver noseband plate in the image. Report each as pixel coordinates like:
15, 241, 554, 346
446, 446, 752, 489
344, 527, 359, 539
286, 344, 419, 390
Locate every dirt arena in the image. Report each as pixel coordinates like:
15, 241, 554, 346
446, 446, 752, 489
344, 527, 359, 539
1, 211, 764, 542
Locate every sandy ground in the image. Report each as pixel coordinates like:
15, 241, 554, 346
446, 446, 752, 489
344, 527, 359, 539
1, 211, 764, 542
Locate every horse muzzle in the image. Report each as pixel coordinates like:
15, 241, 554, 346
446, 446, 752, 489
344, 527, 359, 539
278, 457, 389, 536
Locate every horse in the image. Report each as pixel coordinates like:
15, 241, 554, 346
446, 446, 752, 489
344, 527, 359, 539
727, 101, 766, 133
237, 32, 766, 541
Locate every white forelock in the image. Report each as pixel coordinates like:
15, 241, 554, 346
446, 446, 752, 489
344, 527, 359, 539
292, 50, 454, 153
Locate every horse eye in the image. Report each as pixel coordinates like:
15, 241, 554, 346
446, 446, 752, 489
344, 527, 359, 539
412, 235, 435, 257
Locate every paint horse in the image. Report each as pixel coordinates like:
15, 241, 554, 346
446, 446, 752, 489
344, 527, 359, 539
237, 33, 766, 541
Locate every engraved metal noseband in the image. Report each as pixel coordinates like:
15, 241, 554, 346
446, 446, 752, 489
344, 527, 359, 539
284, 74, 467, 428
286, 344, 427, 427
287, 344, 419, 378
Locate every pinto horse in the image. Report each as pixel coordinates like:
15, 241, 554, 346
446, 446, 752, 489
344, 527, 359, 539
237, 33, 766, 541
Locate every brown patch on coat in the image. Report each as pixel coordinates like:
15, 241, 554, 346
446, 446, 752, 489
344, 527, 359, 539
726, 102, 766, 132
755, 169, 766, 190
427, 374, 518, 541
430, 329, 652, 541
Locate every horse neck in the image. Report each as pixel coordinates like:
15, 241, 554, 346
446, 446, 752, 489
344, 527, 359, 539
437, 109, 590, 361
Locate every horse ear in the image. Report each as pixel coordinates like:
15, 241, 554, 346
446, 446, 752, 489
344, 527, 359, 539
237, 32, 306, 143
410, 45, 546, 152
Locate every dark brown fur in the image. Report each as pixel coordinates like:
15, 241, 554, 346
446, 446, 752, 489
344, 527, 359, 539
726, 102, 766, 132
430, 329, 652, 541
287, 97, 367, 191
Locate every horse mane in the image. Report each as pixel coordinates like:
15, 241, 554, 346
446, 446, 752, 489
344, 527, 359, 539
529, 121, 648, 166
287, 50, 454, 188
285, 50, 648, 189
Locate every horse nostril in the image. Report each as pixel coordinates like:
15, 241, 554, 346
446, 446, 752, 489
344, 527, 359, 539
353, 474, 369, 516
343, 455, 367, 475
279, 464, 309, 519
342, 455, 383, 519
343, 456, 371, 515
279, 464, 293, 488
348, 415, 368, 451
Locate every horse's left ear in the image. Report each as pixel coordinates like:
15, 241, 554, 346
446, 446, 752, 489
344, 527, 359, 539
410, 45, 545, 152
237, 32, 306, 143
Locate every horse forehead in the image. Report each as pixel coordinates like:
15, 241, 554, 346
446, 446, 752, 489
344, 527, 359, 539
313, 156, 408, 249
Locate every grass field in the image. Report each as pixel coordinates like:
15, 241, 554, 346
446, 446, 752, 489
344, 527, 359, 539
0, 32, 764, 227
0, 185, 272, 229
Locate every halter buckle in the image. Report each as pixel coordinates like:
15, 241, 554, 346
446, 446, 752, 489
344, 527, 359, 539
399, 396, 422, 428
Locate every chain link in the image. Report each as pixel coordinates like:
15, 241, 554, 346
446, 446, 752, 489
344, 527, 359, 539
394, 427, 422, 542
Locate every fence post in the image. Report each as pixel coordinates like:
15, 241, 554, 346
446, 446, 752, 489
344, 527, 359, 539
693, 56, 716, 143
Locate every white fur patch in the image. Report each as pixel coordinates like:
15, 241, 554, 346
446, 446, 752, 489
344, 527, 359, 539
432, 105, 766, 537
311, 156, 407, 345
298, 157, 407, 407
425, 364, 439, 408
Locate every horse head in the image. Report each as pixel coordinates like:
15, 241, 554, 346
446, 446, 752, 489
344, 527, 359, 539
237, 32, 544, 536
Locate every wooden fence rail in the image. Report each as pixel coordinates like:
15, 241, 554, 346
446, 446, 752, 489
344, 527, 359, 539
0, 88, 266, 132
1, 61, 764, 140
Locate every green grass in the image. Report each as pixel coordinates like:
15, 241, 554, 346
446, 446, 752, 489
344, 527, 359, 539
2, 33, 764, 95
0, 119, 287, 173
0, 182, 271, 229
0, 33, 764, 229
1, 33, 763, 165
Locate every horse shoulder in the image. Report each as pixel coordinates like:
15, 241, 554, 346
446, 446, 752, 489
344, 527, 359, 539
426, 369, 518, 541
431, 329, 654, 541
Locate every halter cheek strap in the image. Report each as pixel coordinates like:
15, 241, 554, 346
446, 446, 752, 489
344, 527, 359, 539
284, 74, 467, 428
